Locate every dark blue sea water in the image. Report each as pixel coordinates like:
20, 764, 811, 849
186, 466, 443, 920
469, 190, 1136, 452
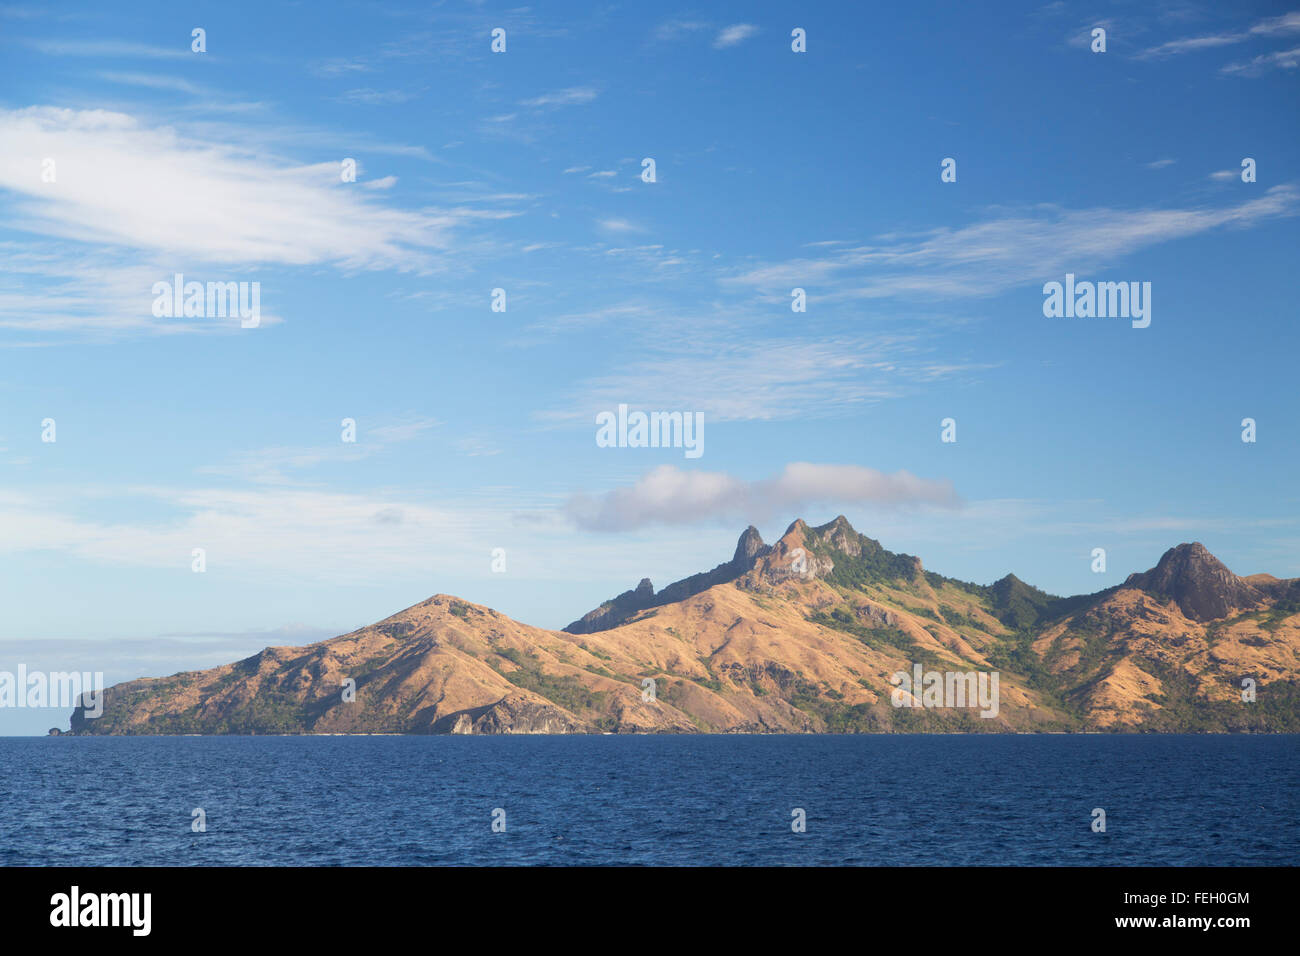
2, 735, 1296, 866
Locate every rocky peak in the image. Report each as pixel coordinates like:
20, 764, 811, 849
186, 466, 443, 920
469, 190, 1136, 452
807, 515, 864, 556
761, 516, 860, 583
563, 525, 771, 634
1124, 542, 1261, 622
823, 515, 856, 534
732, 526, 767, 565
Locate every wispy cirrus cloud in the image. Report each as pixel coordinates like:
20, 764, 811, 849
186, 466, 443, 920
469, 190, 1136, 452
520, 86, 599, 108
197, 418, 443, 485
0, 106, 518, 334
722, 186, 1300, 304
714, 24, 759, 49
654, 19, 709, 42
1221, 45, 1300, 75
596, 217, 644, 234
311, 57, 371, 76
368, 418, 441, 443
544, 332, 994, 424
1139, 10, 1300, 58
335, 87, 420, 105
23, 37, 195, 58
565, 463, 959, 532
0, 107, 501, 268
0, 251, 285, 336
0, 485, 485, 582
96, 71, 207, 94
0, 481, 690, 588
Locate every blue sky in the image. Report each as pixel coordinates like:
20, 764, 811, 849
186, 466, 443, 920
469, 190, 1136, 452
1, 1, 1298, 733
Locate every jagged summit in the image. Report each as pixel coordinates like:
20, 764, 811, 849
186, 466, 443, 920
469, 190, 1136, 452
821, 515, 856, 534
1124, 542, 1262, 621
563, 523, 775, 634
565, 516, 925, 633
734, 525, 767, 564
805, 514, 869, 554
783, 515, 853, 540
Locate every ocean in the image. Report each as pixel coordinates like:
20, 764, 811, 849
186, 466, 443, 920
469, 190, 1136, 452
3, 734, 1296, 866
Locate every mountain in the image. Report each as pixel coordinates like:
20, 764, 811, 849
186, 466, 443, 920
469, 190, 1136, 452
1122, 542, 1264, 621
69, 517, 1300, 735
563, 525, 770, 633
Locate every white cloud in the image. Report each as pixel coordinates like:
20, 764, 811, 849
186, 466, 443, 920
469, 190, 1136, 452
0, 485, 484, 582
654, 19, 709, 42
520, 86, 598, 107
0, 107, 505, 269
97, 71, 206, 94
1222, 45, 1300, 75
197, 418, 442, 484
337, 88, 419, 105
1140, 11, 1300, 58
368, 418, 441, 443
722, 186, 1300, 303
545, 331, 991, 424
713, 24, 759, 49
457, 437, 502, 457
565, 463, 959, 532
0, 482, 726, 591
312, 58, 371, 76
25, 38, 193, 58
0, 252, 282, 334
0, 107, 517, 334
597, 217, 643, 234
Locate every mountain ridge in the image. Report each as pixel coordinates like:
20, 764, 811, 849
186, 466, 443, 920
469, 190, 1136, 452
69, 516, 1300, 735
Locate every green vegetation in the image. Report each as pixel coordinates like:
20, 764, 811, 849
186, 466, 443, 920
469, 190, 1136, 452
808, 607, 947, 668
937, 603, 986, 630
1252, 606, 1299, 633
488, 647, 607, 714
984, 632, 1058, 692
889, 602, 937, 621
1137, 666, 1300, 732
809, 535, 918, 591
